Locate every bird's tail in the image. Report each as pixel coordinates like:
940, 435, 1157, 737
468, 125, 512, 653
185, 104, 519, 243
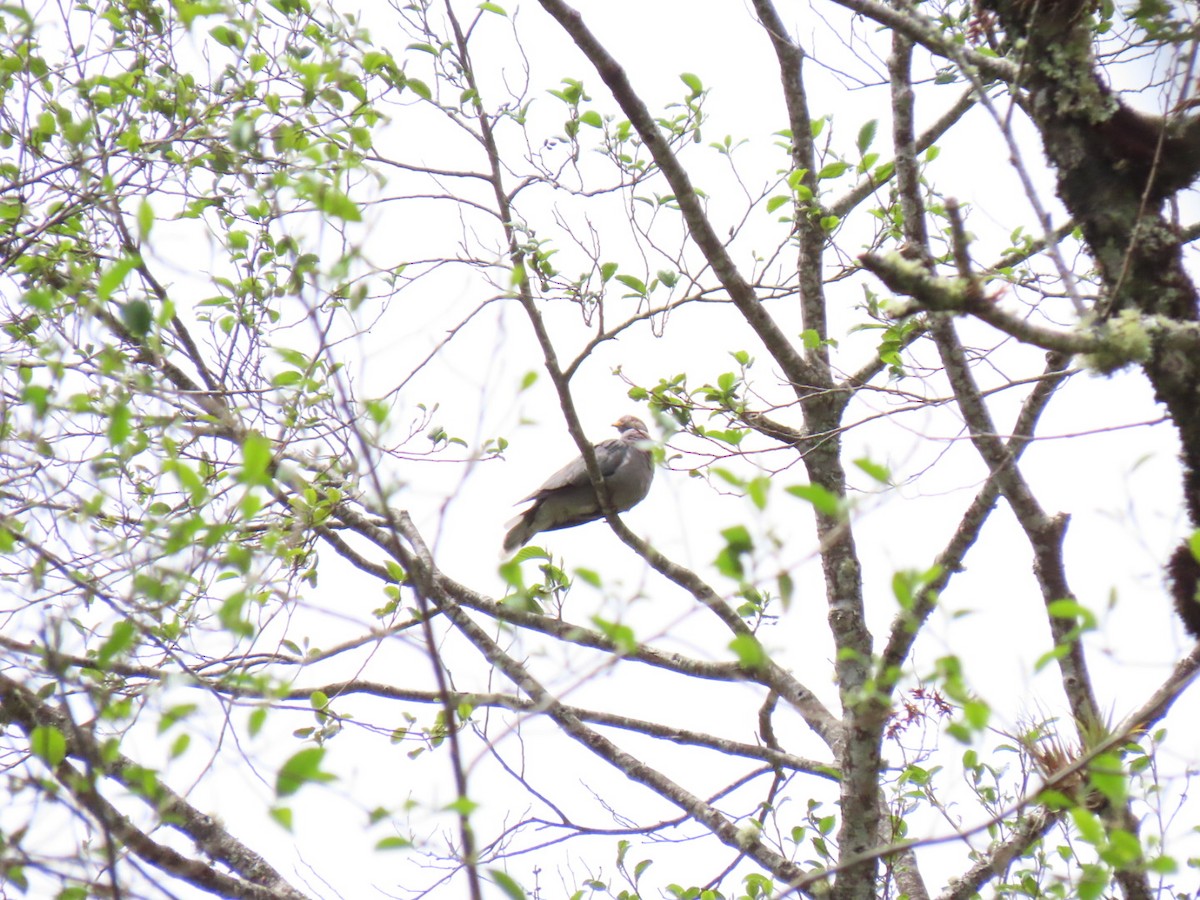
500, 512, 534, 558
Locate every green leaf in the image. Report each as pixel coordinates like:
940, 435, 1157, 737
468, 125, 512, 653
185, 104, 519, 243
271, 370, 303, 387
270, 805, 294, 830
367, 807, 389, 826
946, 722, 972, 743
856, 119, 877, 153
120, 299, 153, 337
1088, 751, 1127, 806
158, 703, 199, 734
600, 262, 618, 282
785, 483, 842, 517
615, 273, 646, 295
490, 870, 527, 900
376, 835, 413, 850
1034, 642, 1070, 672
853, 457, 891, 484
1069, 807, 1105, 844
574, 567, 601, 587
1146, 855, 1178, 874
239, 431, 273, 486
704, 427, 746, 446
275, 747, 331, 797
817, 161, 849, 179
21, 384, 50, 417
107, 401, 131, 445
511, 546, 550, 565
579, 109, 602, 128
445, 795, 479, 816
1103, 827, 1141, 867
478, 1, 507, 14
766, 195, 790, 213
591, 615, 638, 654
721, 524, 752, 552
729, 634, 766, 670
313, 187, 362, 222
1038, 788, 1074, 809
97, 619, 138, 666
229, 115, 256, 150
962, 699, 990, 730
405, 78, 432, 101
170, 733, 191, 759
747, 476, 770, 511
218, 591, 252, 636
30, 725, 67, 767
777, 571, 794, 609
680, 72, 703, 96
1078, 864, 1110, 900
0, 197, 23, 222
715, 525, 753, 579
711, 468, 745, 489
0, 3, 35, 32
209, 23, 244, 49
137, 198, 154, 240
99, 255, 140, 301
1046, 599, 1097, 631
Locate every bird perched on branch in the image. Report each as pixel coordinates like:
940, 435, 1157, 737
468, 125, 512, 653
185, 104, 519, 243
501, 415, 654, 556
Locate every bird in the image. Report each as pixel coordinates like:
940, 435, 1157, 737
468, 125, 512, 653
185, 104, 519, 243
501, 415, 655, 556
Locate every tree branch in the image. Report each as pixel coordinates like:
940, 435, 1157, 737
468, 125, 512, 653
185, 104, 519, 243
0, 673, 309, 900
535, 0, 823, 398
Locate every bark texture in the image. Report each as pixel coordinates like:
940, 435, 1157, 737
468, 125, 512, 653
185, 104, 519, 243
981, 0, 1200, 636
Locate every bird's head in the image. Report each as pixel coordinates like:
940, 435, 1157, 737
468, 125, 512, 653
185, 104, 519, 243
612, 415, 648, 434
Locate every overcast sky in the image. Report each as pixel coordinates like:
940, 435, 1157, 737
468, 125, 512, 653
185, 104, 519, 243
6, 0, 1200, 896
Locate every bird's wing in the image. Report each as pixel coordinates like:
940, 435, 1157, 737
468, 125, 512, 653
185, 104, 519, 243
516, 438, 626, 504
592, 437, 629, 478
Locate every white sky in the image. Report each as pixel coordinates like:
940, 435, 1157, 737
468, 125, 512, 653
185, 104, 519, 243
4, 0, 1200, 896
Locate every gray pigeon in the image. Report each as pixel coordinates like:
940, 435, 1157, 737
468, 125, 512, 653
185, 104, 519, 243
502, 416, 654, 555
